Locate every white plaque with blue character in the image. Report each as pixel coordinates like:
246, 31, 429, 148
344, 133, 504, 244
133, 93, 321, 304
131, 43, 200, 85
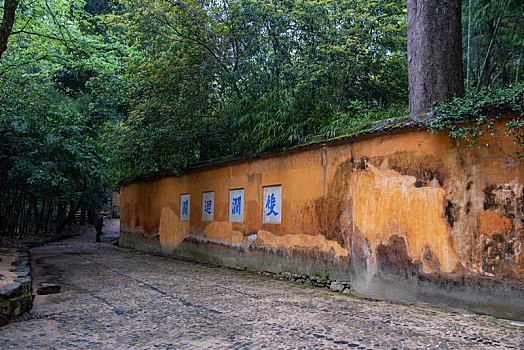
229, 189, 244, 222
180, 193, 190, 221
202, 191, 214, 221
263, 185, 281, 224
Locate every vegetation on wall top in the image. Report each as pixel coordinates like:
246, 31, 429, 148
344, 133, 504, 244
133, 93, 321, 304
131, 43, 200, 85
429, 85, 524, 158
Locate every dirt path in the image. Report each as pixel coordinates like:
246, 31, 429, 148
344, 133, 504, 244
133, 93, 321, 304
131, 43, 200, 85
0, 221, 522, 349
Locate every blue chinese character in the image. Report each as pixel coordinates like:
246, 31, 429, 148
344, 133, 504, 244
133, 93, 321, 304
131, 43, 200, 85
182, 200, 189, 216
204, 199, 212, 214
232, 196, 241, 215
265, 193, 279, 216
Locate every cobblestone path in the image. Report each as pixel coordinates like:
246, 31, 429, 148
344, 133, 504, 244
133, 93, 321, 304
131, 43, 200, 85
1, 221, 523, 349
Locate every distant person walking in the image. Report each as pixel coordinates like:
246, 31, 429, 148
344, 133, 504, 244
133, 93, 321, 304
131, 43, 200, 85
95, 213, 104, 242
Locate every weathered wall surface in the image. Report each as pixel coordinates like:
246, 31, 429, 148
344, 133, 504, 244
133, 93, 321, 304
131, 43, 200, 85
120, 119, 524, 320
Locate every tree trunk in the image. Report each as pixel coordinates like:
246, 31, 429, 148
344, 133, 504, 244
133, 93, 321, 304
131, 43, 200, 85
56, 203, 66, 232
0, 189, 8, 234
87, 206, 97, 226
9, 191, 23, 237
481, 57, 491, 88
57, 200, 82, 233
34, 197, 46, 236
407, 0, 464, 114
43, 204, 53, 236
20, 195, 35, 238
80, 203, 87, 226
0, 0, 18, 60
500, 64, 508, 86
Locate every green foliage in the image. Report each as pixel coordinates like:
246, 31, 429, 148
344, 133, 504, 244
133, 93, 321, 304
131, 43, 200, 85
0, 95, 103, 201
0, 0, 130, 238
463, 0, 524, 90
428, 85, 524, 157
107, 0, 408, 182
315, 103, 408, 139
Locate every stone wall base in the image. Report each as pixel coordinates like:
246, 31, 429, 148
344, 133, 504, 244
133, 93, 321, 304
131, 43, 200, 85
0, 248, 33, 326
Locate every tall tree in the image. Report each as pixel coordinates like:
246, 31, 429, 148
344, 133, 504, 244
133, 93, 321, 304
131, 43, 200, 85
407, 0, 465, 114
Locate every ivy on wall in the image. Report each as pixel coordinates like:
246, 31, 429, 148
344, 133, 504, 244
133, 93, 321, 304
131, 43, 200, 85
428, 85, 524, 158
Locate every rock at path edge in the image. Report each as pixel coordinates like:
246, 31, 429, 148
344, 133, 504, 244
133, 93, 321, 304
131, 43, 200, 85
37, 283, 61, 295
330, 281, 345, 293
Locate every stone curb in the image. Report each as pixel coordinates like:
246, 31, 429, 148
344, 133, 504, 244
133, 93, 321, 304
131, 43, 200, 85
168, 251, 352, 295
249, 269, 352, 294
166, 251, 353, 296
0, 248, 33, 327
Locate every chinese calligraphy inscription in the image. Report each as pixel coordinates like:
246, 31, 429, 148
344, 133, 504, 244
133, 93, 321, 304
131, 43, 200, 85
202, 191, 214, 221
263, 186, 282, 223
180, 194, 190, 221
229, 189, 244, 222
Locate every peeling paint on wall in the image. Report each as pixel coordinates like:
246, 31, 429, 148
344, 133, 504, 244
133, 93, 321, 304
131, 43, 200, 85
255, 230, 349, 257
159, 207, 189, 249
204, 222, 243, 244
349, 164, 457, 273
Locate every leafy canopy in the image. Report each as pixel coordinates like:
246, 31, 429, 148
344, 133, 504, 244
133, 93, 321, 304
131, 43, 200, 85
108, 0, 408, 182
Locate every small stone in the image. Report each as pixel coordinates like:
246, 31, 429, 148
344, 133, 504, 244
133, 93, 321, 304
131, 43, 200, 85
281, 271, 292, 279
330, 281, 345, 293
37, 283, 61, 295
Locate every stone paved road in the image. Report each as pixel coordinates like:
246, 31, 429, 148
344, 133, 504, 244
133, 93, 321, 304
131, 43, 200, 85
1, 220, 523, 349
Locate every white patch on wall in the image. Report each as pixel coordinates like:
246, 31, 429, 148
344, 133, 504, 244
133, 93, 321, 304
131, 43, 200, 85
229, 189, 244, 222
202, 191, 214, 221
180, 193, 190, 221
263, 185, 282, 224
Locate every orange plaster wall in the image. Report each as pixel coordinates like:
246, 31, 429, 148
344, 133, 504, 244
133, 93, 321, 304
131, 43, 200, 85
120, 119, 523, 282
112, 192, 120, 207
